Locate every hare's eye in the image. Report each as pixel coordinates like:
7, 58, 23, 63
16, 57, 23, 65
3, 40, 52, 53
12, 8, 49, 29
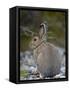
34, 38, 37, 41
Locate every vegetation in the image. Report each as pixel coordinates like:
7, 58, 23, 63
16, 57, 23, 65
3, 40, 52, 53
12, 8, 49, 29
20, 70, 29, 78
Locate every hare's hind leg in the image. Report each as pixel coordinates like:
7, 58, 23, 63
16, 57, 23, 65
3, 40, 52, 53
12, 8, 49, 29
35, 70, 44, 79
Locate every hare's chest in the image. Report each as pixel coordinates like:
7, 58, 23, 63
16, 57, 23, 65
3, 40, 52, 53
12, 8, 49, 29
33, 48, 41, 58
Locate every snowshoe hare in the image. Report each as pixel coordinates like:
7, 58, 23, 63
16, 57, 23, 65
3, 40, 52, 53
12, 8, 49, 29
29, 22, 63, 78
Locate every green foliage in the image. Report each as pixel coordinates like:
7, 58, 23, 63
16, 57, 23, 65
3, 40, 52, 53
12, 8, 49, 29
20, 70, 29, 78
20, 33, 32, 51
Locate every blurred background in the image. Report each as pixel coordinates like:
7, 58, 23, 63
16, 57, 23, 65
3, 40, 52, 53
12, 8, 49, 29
20, 10, 66, 52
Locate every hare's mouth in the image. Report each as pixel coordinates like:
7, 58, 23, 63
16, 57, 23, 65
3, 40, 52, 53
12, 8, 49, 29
30, 41, 45, 50
31, 44, 37, 49
29, 43, 36, 49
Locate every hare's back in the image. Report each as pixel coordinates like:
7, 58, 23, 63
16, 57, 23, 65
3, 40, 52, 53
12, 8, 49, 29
38, 43, 61, 77
44, 43, 61, 65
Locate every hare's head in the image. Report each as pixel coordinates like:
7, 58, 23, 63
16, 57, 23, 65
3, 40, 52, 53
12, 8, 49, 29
29, 35, 41, 49
29, 21, 48, 49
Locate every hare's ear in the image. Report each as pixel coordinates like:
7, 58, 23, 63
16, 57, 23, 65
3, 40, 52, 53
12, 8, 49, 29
39, 25, 44, 38
39, 22, 48, 40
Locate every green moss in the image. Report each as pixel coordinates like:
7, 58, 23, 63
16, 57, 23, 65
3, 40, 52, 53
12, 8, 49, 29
20, 70, 29, 78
